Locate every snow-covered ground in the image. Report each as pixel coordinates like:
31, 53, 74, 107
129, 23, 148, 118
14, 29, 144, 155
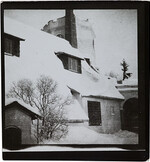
42, 126, 138, 145
3, 126, 138, 152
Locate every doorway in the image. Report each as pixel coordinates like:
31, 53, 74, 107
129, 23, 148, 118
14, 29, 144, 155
123, 98, 138, 132
4, 126, 21, 149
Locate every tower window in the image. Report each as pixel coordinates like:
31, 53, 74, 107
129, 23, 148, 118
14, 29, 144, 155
57, 34, 64, 38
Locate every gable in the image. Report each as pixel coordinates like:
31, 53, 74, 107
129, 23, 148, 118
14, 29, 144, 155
5, 101, 41, 120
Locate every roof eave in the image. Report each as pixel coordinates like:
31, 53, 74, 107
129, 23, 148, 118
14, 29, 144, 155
55, 52, 84, 60
82, 95, 124, 101
4, 32, 25, 41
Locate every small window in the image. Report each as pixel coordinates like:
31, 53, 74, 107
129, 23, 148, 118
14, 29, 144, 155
88, 101, 101, 126
57, 34, 64, 38
4, 33, 24, 57
56, 52, 82, 73
111, 106, 115, 115
68, 57, 78, 72
93, 40, 94, 48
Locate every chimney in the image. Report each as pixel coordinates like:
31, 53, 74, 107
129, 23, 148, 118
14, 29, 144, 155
65, 10, 77, 48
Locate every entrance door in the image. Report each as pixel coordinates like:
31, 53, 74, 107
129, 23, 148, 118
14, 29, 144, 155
4, 127, 21, 149
123, 98, 138, 132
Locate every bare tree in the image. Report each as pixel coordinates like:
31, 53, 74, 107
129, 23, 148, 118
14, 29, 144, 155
7, 75, 72, 142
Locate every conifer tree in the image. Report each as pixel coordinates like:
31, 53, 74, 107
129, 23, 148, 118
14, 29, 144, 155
120, 59, 132, 80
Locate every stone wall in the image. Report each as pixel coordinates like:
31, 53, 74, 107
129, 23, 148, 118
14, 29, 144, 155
42, 17, 66, 39
117, 88, 138, 130
76, 18, 96, 65
82, 96, 121, 133
5, 105, 33, 144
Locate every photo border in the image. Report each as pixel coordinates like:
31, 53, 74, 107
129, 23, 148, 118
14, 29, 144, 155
1, 1, 149, 160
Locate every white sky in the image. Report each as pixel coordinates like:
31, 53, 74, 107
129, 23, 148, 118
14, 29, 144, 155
4, 9, 137, 79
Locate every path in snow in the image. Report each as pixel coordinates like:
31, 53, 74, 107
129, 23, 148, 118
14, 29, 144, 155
3, 126, 138, 152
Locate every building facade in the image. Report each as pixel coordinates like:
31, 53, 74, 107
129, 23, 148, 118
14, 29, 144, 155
4, 101, 40, 149
116, 83, 138, 132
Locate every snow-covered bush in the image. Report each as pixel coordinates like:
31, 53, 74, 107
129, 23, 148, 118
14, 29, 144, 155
7, 75, 72, 142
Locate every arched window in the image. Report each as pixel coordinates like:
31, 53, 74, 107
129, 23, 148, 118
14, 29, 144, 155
57, 34, 64, 38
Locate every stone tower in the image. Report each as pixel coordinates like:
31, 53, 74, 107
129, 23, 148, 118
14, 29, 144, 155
42, 10, 96, 65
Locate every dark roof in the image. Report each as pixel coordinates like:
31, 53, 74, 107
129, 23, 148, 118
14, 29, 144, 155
55, 52, 84, 60
4, 33, 25, 41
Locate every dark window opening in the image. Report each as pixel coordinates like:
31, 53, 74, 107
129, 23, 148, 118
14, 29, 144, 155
4, 33, 24, 57
85, 58, 90, 65
93, 40, 94, 48
88, 101, 101, 126
57, 34, 64, 38
56, 52, 82, 73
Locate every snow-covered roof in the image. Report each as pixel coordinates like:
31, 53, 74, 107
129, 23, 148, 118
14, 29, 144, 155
4, 16, 71, 96
116, 79, 138, 92
4, 15, 124, 116
64, 61, 124, 100
4, 17, 84, 60
65, 98, 88, 121
118, 87, 138, 92
5, 98, 41, 118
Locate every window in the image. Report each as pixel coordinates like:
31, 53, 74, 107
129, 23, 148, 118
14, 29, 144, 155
55, 52, 82, 73
4, 33, 24, 57
88, 101, 101, 126
93, 40, 94, 48
57, 34, 64, 38
111, 106, 115, 115
5, 38, 13, 55
68, 57, 78, 72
